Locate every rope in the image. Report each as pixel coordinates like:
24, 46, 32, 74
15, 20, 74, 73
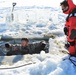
0, 62, 36, 70
69, 56, 76, 66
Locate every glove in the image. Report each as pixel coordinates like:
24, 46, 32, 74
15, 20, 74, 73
64, 27, 68, 35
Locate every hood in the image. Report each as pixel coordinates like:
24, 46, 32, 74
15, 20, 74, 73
64, 0, 76, 14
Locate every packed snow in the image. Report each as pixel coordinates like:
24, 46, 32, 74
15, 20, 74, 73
0, 1, 76, 75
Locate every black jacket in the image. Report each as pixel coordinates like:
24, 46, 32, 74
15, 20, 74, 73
6, 42, 46, 56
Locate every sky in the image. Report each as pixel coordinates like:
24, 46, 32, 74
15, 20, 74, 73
0, 0, 63, 7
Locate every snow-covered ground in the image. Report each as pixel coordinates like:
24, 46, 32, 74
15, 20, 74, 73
0, 6, 66, 38
0, 3, 76, 75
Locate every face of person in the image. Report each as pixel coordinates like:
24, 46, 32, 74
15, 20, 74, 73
21, 40, 29, 47
61, 4, 69, 13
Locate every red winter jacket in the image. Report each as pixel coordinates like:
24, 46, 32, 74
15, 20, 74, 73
64, 0, 76, 42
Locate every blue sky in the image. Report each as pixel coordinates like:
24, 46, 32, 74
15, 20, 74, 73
0, 0, 63, 7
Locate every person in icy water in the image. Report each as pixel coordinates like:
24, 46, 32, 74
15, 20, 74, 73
6, 38, 48, 56
60, 0, 76, 56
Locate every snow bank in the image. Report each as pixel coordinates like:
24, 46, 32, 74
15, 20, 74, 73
0, 53, 76, 75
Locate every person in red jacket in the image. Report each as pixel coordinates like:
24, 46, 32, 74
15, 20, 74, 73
60, 0, 76, 56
